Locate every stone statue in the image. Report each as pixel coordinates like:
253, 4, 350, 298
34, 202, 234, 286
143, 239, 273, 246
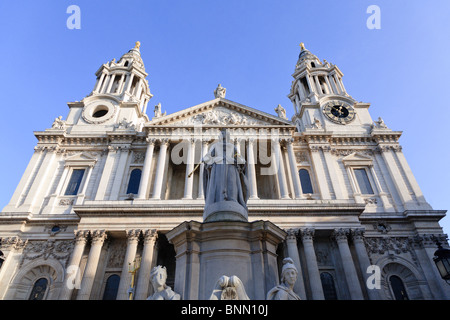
373, 117, 387, 128
51, 116, 66, 130
202, 129, 249, 222
214, 84, 226, 99
275, 104, 287, 119
209, 275, 250, 300
154, 103, 166, 118
266, 258, 301, 300
146, 265, 180, 300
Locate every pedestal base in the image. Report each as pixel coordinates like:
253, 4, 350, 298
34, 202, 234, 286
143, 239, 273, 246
166, 220, 287, 300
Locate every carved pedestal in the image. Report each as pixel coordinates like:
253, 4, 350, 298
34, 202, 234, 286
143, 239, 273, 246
166, 220, 286, 300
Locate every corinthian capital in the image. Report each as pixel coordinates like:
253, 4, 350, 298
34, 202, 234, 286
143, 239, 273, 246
299, 228, 315, 241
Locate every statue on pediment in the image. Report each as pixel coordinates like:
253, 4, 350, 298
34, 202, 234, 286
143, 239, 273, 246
214, 84, 226, 99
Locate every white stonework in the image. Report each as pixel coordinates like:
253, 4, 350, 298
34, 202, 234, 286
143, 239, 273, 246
0, 42, 449, 300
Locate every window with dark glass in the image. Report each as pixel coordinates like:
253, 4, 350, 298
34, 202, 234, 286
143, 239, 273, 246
390, 275, 409, 300
64, 169, 85, 195
299, 169, 313, 194
102, 274, 120, 300
320, 272, 338, 300
29, 278, 48, 300
354, 168, 374, 194
126, 169, 142, 194
0, 251, 4, 269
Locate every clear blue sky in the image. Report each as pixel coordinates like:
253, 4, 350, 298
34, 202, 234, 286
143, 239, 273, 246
0, 1, 449, 235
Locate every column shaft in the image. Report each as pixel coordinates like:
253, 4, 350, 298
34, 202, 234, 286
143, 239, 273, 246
300, 229, 324, 300
333, 229, 364, 300
137, 139, 155, 199
183, 139, 195, 199
77, 230, 107, 300
151, 140, 169, 199
247, 138, 258, 199
117, 230, 141, 300
285, 230, 307, 299
135, 229, 158, 300
59, 230, 89, 300
286, 139, 302, 199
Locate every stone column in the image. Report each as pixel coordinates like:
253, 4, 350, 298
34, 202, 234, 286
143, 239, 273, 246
285, 229, 307, 299
247, 138, 259, 199
299, 228, 324, 300
106, 74, 115, 93
135, 229, 158, 300
183, 138, 196, 199
0, 237, 28, 299
59, 230, 89, 300
151, 139, 169, 200
125, 73, 135, 94
117, 74, 125, 94
77, 230, 107, 300
379, 145, 413, 208
109, 145, 131, 200
328, 75, 338, 94
197, 139, 209, 199
322, 146, 344, 199
314, 75, 322, 94
394, 147, 429, 205
273, 139, 290, 199
286, 138, 302, 199
95, 146, 118, 200
22, 146, 58, 212
332, 228, 364, 300
6, 146, 45, 208
350, 229, 380, 300
137, 138, 156, 199
93, 71, 106, 93
117, 229, 141, 300
324, 76, 333, 94
310, 146, 331, 199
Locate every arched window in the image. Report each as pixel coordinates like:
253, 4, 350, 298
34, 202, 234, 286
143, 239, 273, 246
126, 169, 142, 195
389, 275, 409, 300
29, 278, 48, 300
102, 274, 120, 300
320, 272, 338, 300
299, 169, 313, 194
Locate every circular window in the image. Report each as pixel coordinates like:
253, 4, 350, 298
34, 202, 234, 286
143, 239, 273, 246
82, 100, 117, 124
51, 225, 61, 233
92, 107, 108, 118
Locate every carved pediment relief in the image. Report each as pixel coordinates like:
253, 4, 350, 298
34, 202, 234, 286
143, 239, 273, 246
147, 98, 293, 127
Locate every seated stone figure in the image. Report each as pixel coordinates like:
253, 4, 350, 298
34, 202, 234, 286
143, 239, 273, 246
146, 265, 180, 300
267, 258, 301, 300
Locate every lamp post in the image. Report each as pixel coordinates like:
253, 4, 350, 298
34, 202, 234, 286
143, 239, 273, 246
433, 238, 450, 285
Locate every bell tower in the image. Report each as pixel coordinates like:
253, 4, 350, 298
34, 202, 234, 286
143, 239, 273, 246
288, 43, 373, 134
66, 42, 153, 133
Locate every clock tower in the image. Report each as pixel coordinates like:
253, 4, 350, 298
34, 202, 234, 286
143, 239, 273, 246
288, 43, 372, 134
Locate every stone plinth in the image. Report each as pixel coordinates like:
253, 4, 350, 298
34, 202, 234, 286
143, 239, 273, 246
166, 220, 286, 300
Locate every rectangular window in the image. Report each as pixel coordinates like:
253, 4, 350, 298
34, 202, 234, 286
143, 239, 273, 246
64, 169, 85, 195
354, 168, 374, 194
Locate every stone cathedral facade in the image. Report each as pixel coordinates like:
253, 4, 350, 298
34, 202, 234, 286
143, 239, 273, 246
0, 42, 448, 300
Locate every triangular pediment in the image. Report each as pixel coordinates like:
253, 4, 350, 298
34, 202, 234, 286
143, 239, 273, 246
65, 153, 98, 166
342, 152, 373, 166
146, 98, 293, 127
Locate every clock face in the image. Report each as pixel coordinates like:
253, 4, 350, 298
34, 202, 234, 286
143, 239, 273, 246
322, 101, 355, 124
